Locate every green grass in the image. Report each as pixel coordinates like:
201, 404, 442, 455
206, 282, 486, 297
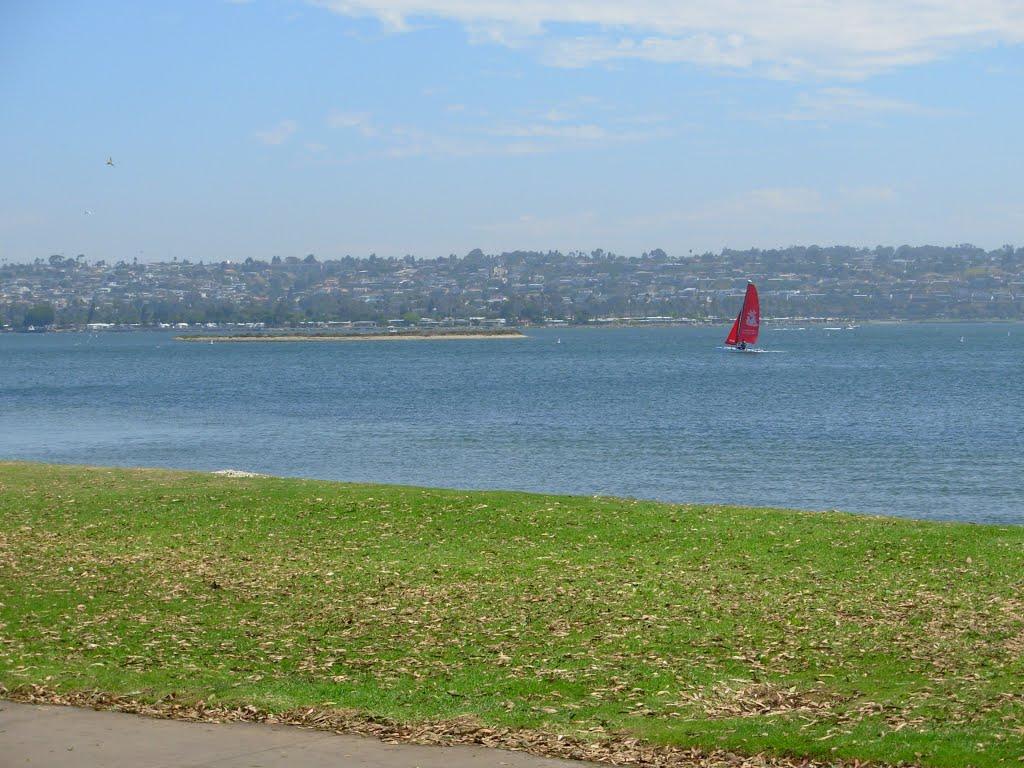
1, 462, 1022, 766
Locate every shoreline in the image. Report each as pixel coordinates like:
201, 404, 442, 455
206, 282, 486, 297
4, 319, 1022, 336
0, 460, 1000, 524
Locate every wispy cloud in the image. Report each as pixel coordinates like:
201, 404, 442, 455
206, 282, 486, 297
310, 0, 1024, 80
490, 120, 672, 144
841, 185, 898, 204
542, 108, 574, 122
746, 187, 824, 215
328, 111, 378, 136
781, 88, 940, 122
541, 32, 757, 71
474, 210, 601, 239
491, 123, 609, 141
488, 99, 672, 144
382, 131, 547, 158
473, 183, 905, 247
377, 124, 548, 157
623, 187, 827, 231
312, 100, 669, 160
625, 184, 904, 238
255, 119, 298, 145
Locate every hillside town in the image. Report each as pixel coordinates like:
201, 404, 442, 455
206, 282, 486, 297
2, 243, 1022, 330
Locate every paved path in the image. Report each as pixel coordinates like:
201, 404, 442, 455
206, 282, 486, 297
0, 701, 585, 768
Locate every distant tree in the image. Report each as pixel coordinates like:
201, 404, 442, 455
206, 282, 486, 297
23, 303, 55, 328
572, 308, 593, 324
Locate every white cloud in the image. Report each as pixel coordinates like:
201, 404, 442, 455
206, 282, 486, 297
255, 119, 298, 145
328, 111, 377, 136
311, 0, 1024, 79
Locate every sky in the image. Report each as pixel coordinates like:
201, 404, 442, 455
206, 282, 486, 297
1, 0, 1023, 262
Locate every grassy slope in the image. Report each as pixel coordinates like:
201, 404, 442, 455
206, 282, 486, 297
1, 462, 1022, 766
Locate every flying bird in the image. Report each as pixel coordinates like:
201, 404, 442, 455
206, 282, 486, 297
84, 210, 93, 215
106, 157, 115, 167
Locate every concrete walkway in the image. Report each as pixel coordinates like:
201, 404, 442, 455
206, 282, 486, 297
0, 701, 585, 768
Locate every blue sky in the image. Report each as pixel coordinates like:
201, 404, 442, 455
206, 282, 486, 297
2, 0, 1022, 262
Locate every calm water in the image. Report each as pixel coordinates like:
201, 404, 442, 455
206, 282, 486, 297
1, 324, 1021, 524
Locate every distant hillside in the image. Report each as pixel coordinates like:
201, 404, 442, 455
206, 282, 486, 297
2, 244, 1021, 329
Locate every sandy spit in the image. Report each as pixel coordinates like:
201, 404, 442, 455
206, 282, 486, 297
177, 333, 526, 343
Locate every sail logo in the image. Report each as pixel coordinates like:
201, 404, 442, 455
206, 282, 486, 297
746, 310, 759, 326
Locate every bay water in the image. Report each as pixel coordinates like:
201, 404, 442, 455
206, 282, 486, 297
1, 323, 1020, 524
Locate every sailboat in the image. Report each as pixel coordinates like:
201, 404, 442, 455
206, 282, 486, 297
724, 281, 760, 352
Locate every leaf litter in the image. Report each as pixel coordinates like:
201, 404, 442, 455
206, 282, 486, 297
1, 463, 1023, 766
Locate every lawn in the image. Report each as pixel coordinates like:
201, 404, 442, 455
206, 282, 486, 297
1, 462, 1022, 765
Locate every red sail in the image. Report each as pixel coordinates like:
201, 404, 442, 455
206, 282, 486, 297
725, 282, 760, 346
725, 316, 740, 345
738, 282, 760, 344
